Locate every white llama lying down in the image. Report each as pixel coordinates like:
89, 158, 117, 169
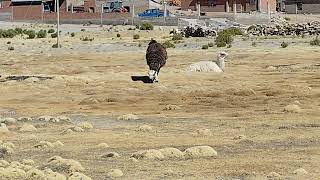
187, 52, 228, 72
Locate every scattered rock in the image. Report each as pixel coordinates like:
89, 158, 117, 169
137, 125, 153, 132
107, 169, 123, 178
26, 168, 46, 179
266, 66, 277, 70
0, 167, 26, 179
233, 135, 247, 140
159, 147, 184, 159
124, 132, 130, 136
64, 126, 84, 133
0, 123, 9, 133
77, 122, 93, 129
43, 168, 67, 179
0, 142, 15, 157
57, 116, 71, 123
25, 77, 40, 83
19, 124, 37, 132
129, 157, 138, 162
192, 129, 212, 137
284, 104, 302, 113
45, 156, 84, 173
117, 114, 139, 121
266, 172, 281, 179
293, 168, 308, 175
0, 160, 10, 168
227, 88, 256, 96
10, 161, 32, 171
163, 105, 181, 111
183, 146, 217, 159
22, 159, 35, 166
79, 97, 100, 105
69, 172, 92, 180
97, 143, 109, 149
34, 141, 54, 149
101, 152, 120, 158
17, 117, 33, 122
2, 118, 17, 125
38, 116, 59, 123
52, 141, 64, 147
131, 149, 164, 160
62, 129, 74, 134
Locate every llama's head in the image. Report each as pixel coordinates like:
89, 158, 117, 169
217, 51, 228, 71
217, 51, 228, 61
148, 39, 158, 46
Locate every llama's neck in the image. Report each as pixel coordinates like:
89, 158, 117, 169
217, 58, 225, 71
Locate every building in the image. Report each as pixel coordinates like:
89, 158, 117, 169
284, 0, 320, 14
181, 0, 276, 13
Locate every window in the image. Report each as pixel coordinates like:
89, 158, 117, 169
297, 2, 302, 10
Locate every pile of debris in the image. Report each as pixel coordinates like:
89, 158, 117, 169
247, 21, 320, 36
182, 26, 217, 37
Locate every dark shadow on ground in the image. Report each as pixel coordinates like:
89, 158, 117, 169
131, 76, 153, 83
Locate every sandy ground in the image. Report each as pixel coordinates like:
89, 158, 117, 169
0, 22, 319, 179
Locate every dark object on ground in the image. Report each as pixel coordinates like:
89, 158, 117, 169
183, 26, 216, 38
131, 76, 153, 83
4, 75, 53, 81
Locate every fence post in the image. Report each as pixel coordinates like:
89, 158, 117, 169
132, 3, 135, 26
197, 3, 200, 19
226, 0, 229, 13
164, 1, 167, 23
100, 4, 103, 26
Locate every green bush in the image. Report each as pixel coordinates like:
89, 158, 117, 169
138, 43, 142, 47
216, 41, 227, 47
7, 41, 11, 44
284, 17, 291, 21
133, 34, 140, 40
281, 42, 288, 48
116, 33, 121, 37
51, 33, 57, 38
247, 25, 256, 32
48, 29, 55, 33
215, 27, 241, 47
208, 42, 214, 47
8, 46, 14, 51
81, 36, 94, 41
252, 42, 257, 47
310, 37, 320, 46
227, 44, 232, 48
52, 43, 61, 48
139, 22, 154, 30
14, 28, 23, 34
81, 29, 85, 32
0, 29, 17, 38
172, 33, 183, 41
202, 44, 209, 49
71, 32, 75, 37
223, 27, 243, 36
37, 29, 47, 38
162, 40, 175, 49
25, 30, 36, 39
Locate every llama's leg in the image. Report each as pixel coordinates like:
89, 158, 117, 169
154, 69, 160, 82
